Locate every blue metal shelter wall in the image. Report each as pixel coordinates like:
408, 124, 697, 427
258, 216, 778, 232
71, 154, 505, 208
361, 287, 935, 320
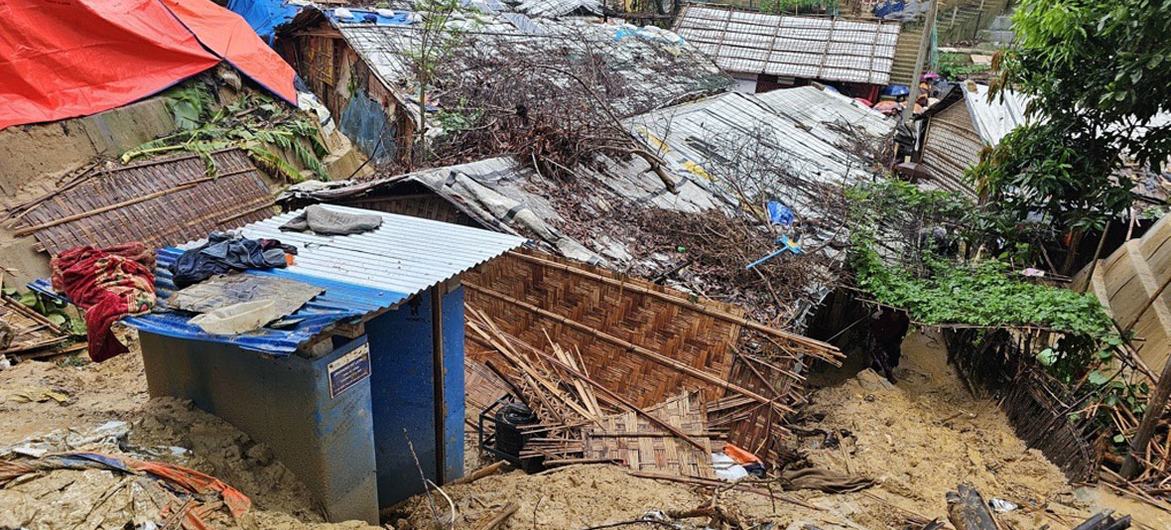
138, 332, 379, 524
365, 285, 465, 507
441, 286, 466, 481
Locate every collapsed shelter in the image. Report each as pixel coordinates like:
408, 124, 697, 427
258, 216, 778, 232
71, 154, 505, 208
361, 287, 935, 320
279, 84, 892, 460
275, 7, 732, 162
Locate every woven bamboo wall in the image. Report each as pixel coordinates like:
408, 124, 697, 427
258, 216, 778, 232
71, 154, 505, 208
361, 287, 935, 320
583, 393, 715, 478
713, 345, 806, 459
14, 149, 274, 255
463, 250, 744, 408
944, 328, 1101, 481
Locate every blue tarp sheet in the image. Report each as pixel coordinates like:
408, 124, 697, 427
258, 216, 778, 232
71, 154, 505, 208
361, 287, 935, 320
327, 8, 412, 25
227, 0, 301, 44
227, 0, 415, 44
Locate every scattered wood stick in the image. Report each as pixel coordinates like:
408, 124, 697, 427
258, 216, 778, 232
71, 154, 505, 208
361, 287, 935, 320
450, 461, 508, 486
472, 503, 518, 530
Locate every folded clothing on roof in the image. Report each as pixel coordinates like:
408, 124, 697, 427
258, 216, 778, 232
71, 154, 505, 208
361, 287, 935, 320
171, 232, 295, 288
279, 205, 383, 235
51, 243, 156, 362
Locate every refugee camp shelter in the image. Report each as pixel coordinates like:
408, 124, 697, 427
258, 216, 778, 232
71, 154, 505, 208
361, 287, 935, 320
274, 7, 731, 161
913, 81, 1029, 197
673, 5, 900, 97
283, 85, 892, 322
63, 206, 524, 523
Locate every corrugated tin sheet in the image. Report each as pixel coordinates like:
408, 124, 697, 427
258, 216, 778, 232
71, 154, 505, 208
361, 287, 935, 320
234, 205, 527, 294
919, 101, 983, 198
36, 206, 526, 355
285, 86, 891, 277
284, 154, 729, 266
629, 86, 894, 222
917, 82, 1029, 197
13, 149, 275, 256
336, 17, 731, 117
675, 6, 899, 85
511, 0, 602, 17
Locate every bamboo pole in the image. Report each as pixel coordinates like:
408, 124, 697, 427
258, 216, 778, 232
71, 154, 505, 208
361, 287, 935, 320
1122, 350, 1171, 479
471, 503, 517, 530
468, 316, 709, 451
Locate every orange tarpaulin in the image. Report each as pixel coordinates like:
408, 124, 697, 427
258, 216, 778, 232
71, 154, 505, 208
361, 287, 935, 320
161, 0, 297, 104
0, 0, 296, 130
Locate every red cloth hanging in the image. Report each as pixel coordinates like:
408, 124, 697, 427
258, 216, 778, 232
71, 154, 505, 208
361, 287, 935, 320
51, 243, 157, 362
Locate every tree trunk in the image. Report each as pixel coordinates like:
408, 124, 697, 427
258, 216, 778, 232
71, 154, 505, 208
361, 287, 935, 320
1121, 349, 1171, 479
1061, 229, 1084, 275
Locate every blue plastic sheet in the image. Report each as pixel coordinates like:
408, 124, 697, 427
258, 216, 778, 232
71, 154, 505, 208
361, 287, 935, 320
767, 201, 794, 227
227, 0, 301, 45
328, 8, 412, 26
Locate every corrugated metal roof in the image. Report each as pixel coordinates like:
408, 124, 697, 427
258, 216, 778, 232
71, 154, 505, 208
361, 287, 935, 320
336, 17, 731, 118
511, 0, 601, 17
674, 6, 899, 85
629, 86, 894, 221
44, 205, 526, 355
11, 149, 274, 256
284, 86, 892, 299
234, 205, 527, 294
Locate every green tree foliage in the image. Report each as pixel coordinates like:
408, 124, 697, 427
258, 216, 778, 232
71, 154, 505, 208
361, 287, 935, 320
968, 0, 1171, 261
123, 82, 328, 182
847, 180, 1119, 382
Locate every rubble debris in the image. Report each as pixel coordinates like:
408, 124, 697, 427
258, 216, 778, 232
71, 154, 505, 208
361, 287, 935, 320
1073, 510, 1133, 530
0, 450, 252, 529
7, 387, 70, 404
466, 301, 831, 475
583, 393, 715, 478
945, 484, 998, 530
0, 293, 72, 361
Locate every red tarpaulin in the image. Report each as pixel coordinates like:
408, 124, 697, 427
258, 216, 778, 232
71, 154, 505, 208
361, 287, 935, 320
0, 0, 296, 130
161, 0, 297, 104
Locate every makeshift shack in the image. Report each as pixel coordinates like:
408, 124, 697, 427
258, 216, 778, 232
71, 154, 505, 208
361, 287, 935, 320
32, 205, 525, 523
274, 7, 731, 161
913, 81, 1029, 197
673, 5, 900, 97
